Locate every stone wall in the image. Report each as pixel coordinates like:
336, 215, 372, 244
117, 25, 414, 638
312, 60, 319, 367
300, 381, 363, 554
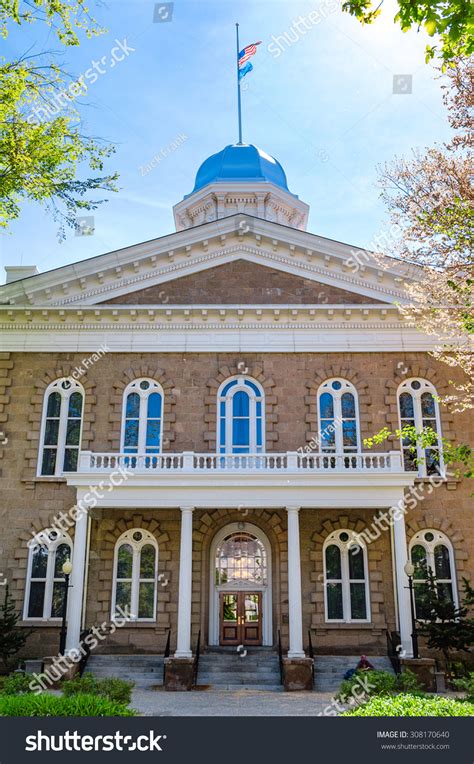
0, 350, 471, 658
101, 261, 382, 305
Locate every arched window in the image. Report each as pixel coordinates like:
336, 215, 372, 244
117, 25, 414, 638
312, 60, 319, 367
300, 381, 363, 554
38, 378, 84, 476
324, 530, 370, 622
215, 531, 268, 586
317, 379, 360, 453
121, 379, 163, 454
409, 530, 457, 619
112, 529, 158, 621
24, 530, 72, 619
217, 377, 264, 454
398, 379, 443, 476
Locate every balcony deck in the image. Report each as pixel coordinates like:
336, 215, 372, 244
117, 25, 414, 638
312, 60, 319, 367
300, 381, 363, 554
68, 449, 415, 510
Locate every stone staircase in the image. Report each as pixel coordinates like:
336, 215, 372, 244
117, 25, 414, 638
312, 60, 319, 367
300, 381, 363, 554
313, 655, 395, 693
85, 651, 395, 694
197, 647, 282, 691
85, 655, 164, 689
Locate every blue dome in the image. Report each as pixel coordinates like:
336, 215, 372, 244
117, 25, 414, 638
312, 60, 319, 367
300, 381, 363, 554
189, 143, 293, 195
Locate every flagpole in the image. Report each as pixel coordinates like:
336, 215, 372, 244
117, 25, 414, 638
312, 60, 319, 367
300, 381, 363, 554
235, 22, 243, 145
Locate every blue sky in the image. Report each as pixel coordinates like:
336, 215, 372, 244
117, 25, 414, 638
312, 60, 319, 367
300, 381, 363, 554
1, 0, 453, 281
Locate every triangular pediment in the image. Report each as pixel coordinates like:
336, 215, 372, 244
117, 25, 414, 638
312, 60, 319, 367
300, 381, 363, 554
0, 215, 419, 308
99, 260, 383, 305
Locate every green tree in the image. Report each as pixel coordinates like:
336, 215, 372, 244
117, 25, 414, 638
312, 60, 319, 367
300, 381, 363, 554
375, 58, 473, 412
416, 573, 474, 676
364, 424, 473, 479
0, 585, 31, 672
0, 1, 118, 238
342, 1, 474, 64
0, 0, 104, 46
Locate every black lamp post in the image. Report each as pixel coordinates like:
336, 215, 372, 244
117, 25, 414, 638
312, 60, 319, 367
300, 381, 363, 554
59, 559, 72, 655
404, 560, 419, 659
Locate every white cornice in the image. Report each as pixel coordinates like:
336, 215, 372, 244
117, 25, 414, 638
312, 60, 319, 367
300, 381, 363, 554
0, 303, 443, 353
0, 303, 403, 323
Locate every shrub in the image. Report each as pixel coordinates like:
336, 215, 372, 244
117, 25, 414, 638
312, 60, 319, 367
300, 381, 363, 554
342, 693, 474, 717
337, 669, 421, 702
0, 693, 136, 717
397, 669, 422, 693
61, 673, 96, 696
0, 672, 33, 695
454, 672, 474, 702
97, 678, 134, 705
62, 674, 134, 705
338, 670, 395, 702
0, 586, 31, 671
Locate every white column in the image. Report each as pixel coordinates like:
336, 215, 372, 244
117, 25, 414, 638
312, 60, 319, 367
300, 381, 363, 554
175, 506, 194, 658
392, 510, 413, 658
65, 507, 89, 654
287, 506, 305, 658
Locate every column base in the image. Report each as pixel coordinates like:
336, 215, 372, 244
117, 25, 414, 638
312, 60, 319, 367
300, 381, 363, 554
40, 656, 80, 689
282, 657, 313, 692
400, 658, 436, 692
164, 657, 195, 691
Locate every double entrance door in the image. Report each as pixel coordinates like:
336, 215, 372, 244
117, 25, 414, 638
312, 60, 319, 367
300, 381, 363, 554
219, 591, 262, 646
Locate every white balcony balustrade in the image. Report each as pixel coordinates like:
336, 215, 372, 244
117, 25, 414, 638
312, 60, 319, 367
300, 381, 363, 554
77, 450, 403, 474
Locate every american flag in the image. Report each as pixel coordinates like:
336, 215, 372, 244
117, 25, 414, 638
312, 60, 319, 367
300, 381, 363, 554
238, 41, 262, 67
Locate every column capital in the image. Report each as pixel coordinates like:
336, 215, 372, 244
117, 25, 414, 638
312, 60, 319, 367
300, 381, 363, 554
286, 505, 301, 514
179, 505, 194, 514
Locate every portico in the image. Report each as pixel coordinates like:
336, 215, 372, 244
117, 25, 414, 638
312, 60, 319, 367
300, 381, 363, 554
63, 451, 417, 680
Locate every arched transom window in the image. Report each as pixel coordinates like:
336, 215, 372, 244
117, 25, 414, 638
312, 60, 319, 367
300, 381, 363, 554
318, 379, 360, 453
24, 530, 72, 619
324, 530, 370, 622
409, 530, 457, 619
121, 379, 163, 454
215, 532, 267, 586
398, 379, 443, 476
38, 378, 84, 476
217, 377, 264, 454
112, 529, 158, 621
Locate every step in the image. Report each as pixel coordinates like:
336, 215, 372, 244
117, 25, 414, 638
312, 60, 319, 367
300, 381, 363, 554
198, 672, 279, 683
312, 655, 395, 692
197, 683, 283, 692
88, 655, 163, 663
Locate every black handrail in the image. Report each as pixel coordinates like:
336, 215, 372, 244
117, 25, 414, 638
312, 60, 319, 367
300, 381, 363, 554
277, 629, 284, 685
162, 629, 171, 685
308, 629, 315, 682
192, 630, 201, 687
78, 629, 93, 677
386, 629, 401, 674
307, 629, 314, 660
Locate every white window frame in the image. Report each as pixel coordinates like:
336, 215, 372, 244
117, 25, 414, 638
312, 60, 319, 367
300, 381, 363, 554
120, 378, 164, 454
111, 529, 158, 622
37, 378, 84, 477
397, 378, 444, 477
217, 376, 265, 454
409, 529, 458, 616
23, 530, 73, 621
323, 529, 371, 623
317, 378, 360, 453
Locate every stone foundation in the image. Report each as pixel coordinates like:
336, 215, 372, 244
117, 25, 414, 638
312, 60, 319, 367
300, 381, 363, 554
400, 658, 437, 692
164, 657, 195, 691
282, 657, 314, 691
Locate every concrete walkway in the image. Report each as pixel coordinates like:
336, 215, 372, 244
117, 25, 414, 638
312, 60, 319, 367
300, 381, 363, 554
131, 687, 342, 716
